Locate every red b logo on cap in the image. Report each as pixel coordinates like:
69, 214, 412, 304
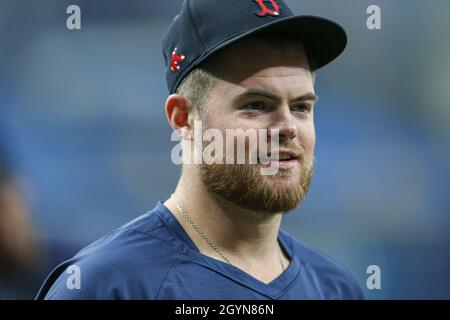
170, 47, 186, 73
254, 0, 281, 17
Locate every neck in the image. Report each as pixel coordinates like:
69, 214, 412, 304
164, 165, 284, 263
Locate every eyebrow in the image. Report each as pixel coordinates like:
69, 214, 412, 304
232, 88, 319, 104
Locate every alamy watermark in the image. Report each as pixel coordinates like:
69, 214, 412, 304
170, 120, 289, 176
366, 265, 381, 290
66, 264, 81, 290
66, 5, 81, 30
367, 5, 382, 30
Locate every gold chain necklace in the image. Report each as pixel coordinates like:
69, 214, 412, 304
171, 194, 286, 272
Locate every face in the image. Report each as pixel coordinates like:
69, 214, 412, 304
198, 37, 316, 214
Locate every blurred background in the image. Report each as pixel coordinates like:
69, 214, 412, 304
0, 0, 449, 299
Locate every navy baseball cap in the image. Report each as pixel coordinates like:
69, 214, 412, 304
162, 0, 347, 94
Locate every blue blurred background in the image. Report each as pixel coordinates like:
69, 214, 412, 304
0, 0, 449, 299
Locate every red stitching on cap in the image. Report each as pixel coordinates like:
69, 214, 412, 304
254, 0, 281, 17
170, 47, 186, 73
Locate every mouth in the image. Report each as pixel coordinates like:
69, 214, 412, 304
259, 150, 300, 161
258, 150, 301, 168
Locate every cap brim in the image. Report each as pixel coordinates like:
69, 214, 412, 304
195, 15, 347, 71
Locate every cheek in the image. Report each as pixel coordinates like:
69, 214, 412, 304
299, 121, 316, 154
204, 106, 235, 129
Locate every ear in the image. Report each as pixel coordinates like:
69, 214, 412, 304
165, 94, 193, 140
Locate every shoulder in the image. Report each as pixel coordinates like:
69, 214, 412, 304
281, 230, 365, 300
37, 211, 183, 300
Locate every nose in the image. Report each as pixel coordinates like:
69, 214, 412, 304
268, 104, 297, 142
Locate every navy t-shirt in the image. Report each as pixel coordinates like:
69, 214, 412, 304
36, 202, 364, 300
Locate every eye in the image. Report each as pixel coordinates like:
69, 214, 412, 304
291, 104, 311, 113
243, 101, 267, 112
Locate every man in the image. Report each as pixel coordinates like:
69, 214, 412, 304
37, 0, 364, 299
0, 130, 37, 299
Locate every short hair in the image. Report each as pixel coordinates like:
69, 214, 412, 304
175, 66, 217, 119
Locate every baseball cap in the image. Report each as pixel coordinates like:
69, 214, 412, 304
162, 0, 347, 94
